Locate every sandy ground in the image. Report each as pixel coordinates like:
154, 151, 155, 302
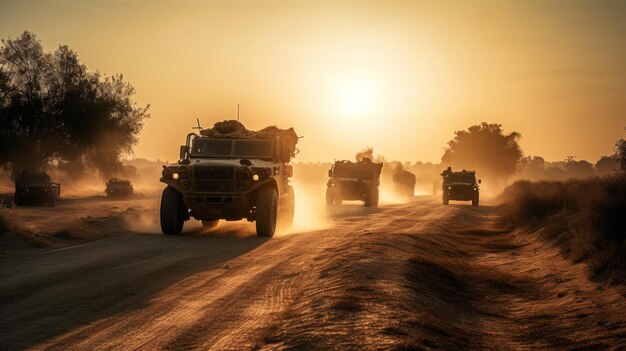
1, 196, 625, 350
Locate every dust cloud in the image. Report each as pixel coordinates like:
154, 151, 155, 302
287, 180, 331, 234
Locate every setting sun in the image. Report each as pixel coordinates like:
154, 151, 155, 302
333, 77, 380, 120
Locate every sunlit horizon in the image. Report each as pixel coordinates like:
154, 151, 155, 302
1, 1, 625, 164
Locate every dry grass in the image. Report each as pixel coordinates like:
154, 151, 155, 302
499, 174, 626, 284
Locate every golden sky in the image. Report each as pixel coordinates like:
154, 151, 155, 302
1, 1, 625, 164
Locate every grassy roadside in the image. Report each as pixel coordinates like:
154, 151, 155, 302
499, 174, 626, 285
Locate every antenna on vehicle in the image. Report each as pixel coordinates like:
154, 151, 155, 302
192, 118, 203, 133
237, 104, 240, 122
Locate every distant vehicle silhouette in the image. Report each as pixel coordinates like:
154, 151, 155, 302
441, 168, 480, 206
14, 170, 61, 207
326, 159, 382, 207
105, 178, 134, 197
393, 169, 416, 198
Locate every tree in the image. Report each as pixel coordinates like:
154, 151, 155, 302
441, 122, 522, 189
0, 31, 149, 179
564, 157, 594, 178
595, 155, 619, 175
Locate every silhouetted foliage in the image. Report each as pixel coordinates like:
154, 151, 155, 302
441, 123, 522, 189
595, 155, 619, 175
617, 137, 626, 171
0, 31, 149, 179
564, 157, 594, 178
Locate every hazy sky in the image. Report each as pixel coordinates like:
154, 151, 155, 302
1, 1, 625, 164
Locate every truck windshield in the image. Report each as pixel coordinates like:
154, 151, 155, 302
190, 139, 274, 159
447, 173, 476, 183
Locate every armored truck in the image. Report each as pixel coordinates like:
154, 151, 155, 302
14, 171, 61, 207
159, 120, 297, 237
393, 170, 416, 198
441, 169, 481, 206
105, 178, 134, 197
326, 159, 382, 207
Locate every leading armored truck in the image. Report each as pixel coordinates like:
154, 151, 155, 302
160, 120, 298, 237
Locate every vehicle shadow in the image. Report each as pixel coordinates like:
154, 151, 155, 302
0, 224, 268, 350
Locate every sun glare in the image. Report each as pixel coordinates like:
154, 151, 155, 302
334, 77, 379, 120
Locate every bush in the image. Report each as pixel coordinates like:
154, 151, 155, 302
499, 175, 626, 284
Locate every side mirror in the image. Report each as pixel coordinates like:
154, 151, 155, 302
478, 179, 482, 184
179, 145, 189, 160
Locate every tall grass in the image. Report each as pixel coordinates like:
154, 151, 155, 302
499, 174, 626, 284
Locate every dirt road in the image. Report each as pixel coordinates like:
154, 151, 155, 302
1, 198, 625, 350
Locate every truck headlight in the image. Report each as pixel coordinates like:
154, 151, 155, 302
172, 173, 180, 180
252, 174, 260, 181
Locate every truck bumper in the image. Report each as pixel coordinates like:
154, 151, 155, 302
184, 194, 249, 221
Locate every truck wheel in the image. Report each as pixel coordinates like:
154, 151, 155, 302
325, 187, 335, 206
371, 187, 379, 207
442, 194, 449, 205
48, 192, 56, 207
364, 187, 378, 207
201, 220, 219, 229
160, 186, 187, 235
472, 193, 479, 207
256, 187, 277, 237
278, 185, 295, 230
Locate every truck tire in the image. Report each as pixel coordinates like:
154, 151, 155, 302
325, 187, 335, 206
48, 191, 56, 207
364, 187, 379, 207
442, 193, 449, 205
278, 185, 295, 230
201, 220, 219, 229
160, 186, 187, 235
472, 193, 479, 207
256, 187, 277, 237
371, 187, 379, 207
14, 191, 22, 207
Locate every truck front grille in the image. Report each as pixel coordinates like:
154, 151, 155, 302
193, 166, 236, 193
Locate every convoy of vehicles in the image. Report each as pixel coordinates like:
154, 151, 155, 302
159, 120, 298, 237
326, 159, 383, 207
441, 168, 481, 206
10, 120, 482, 234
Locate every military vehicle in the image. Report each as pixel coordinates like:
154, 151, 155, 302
160, 120, 298, 237
14, 171, 61, 207
326, 159, 383, 207
393, 169, 416, 198
105, 178, 134, 197
441, 168, 481, 206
